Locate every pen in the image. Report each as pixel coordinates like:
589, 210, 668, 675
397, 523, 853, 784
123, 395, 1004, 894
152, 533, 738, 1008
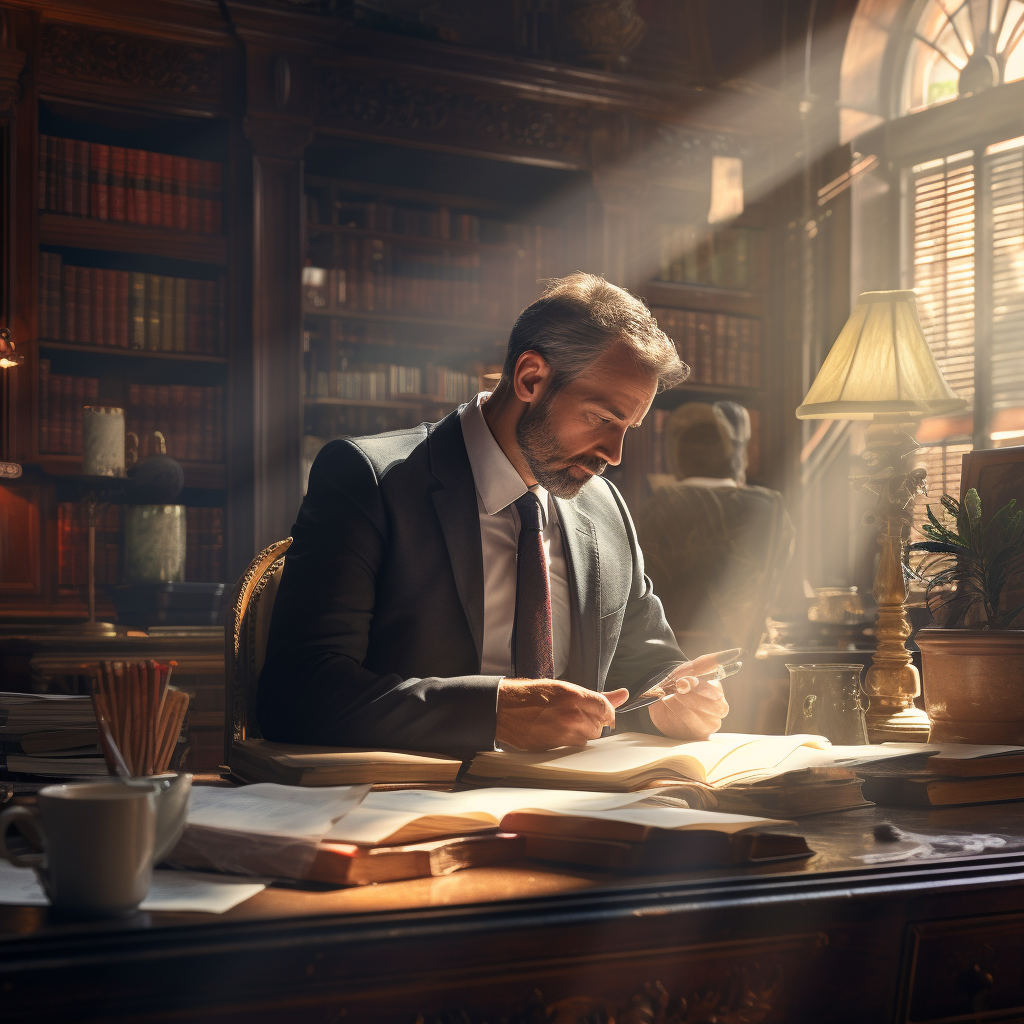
614, 660, 742, 714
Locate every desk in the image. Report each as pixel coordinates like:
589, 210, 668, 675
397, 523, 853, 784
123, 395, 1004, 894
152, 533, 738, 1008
3, 804, 1024, 1023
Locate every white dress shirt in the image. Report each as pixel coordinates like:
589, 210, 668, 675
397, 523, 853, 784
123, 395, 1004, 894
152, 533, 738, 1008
459, 393, 571, 678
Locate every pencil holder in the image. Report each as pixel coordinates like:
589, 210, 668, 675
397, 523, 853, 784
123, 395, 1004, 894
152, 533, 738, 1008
91, 660, 189, 777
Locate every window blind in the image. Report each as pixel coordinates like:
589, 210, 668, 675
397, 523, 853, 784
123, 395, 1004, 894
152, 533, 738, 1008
910, 154, 976, 407
985, 137, 1024, 413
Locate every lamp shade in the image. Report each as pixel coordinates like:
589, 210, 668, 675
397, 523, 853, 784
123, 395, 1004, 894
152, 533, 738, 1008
795, 290, 967, 420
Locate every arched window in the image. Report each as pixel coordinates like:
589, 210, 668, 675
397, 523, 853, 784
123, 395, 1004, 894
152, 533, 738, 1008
843, 0, 1024, 511
902, 0, 1024, 114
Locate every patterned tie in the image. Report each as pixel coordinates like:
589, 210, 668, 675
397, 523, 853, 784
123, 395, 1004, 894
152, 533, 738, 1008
512, 491, 555, 679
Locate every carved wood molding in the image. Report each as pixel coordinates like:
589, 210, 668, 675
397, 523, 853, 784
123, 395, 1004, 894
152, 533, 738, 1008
312, 64, 593, 163
414, 966, 785, 1024
39, 21, 225, 106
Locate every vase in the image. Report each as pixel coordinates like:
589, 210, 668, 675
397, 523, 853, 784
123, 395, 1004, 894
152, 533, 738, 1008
917, 627, 1024, 743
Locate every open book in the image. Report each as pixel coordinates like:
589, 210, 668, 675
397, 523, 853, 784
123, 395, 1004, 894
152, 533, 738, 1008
464, 732, 834, 791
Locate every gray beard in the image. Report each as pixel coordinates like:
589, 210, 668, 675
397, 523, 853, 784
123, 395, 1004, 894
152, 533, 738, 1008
515, 397, 606, 499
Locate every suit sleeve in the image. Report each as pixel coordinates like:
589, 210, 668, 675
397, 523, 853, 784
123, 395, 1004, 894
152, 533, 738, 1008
255, 440, 501, 758
601, 480, 688, 736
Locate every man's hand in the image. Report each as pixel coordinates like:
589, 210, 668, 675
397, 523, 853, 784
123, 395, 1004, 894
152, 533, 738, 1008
496, 679, 630, 751
647, 653, 731, 741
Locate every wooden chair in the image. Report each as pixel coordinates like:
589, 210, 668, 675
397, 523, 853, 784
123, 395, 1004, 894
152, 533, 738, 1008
223, 537, 292, 763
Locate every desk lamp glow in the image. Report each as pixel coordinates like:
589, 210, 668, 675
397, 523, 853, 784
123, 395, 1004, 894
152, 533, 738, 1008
796, 290, 966, 741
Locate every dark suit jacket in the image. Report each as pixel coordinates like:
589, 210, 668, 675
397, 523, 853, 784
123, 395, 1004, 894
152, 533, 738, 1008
257, 409, 685, 757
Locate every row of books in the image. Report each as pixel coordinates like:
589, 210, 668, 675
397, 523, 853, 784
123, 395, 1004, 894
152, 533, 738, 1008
37, 362, 98, 455
308, 195, 498, 244
303, 244, 505, 321
56, 503, 224, 586
38, 135, 223, 234
39, 253, 226, 355
304, 364, 474, 403
654, 225, 757, 293
126, 384, 224, 464
653, 307, 762, 388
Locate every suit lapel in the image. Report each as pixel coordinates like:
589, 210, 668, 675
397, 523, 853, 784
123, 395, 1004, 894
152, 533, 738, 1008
553, 495, 600, 689
428, 413, 485, 666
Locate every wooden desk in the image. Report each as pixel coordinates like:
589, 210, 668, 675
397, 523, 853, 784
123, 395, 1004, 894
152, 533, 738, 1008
3, 804, 1024, 1023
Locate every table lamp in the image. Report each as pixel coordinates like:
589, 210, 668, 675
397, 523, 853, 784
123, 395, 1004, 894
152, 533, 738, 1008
796, 290, 966, 741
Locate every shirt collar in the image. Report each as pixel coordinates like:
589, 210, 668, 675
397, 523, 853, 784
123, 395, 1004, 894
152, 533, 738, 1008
460, 392, 550, 523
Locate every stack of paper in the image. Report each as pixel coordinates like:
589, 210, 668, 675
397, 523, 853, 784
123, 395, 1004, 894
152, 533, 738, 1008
0, 692, 104, 780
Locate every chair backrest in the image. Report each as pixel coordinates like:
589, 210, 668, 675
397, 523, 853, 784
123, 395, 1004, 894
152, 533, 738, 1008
223, 537, 292, 762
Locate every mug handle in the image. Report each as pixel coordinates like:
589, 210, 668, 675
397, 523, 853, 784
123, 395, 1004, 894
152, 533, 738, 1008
0, 806, 46, 868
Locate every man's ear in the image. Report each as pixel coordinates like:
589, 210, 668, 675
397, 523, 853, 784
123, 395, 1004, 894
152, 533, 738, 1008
512, 350, 553, 405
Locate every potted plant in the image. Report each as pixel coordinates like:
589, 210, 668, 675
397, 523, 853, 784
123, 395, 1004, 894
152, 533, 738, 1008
908, 488, 1024, 743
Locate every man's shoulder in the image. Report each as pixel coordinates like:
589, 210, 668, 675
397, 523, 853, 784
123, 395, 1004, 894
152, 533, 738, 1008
346, 423, 433, 478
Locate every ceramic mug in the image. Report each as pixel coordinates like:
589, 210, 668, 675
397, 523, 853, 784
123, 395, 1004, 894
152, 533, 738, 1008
0, 782, 161, 917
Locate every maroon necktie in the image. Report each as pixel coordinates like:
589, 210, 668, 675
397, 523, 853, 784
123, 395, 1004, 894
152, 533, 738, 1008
512, 491, 555, 679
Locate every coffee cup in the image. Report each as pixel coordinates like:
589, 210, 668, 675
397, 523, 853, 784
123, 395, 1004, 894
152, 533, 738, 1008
0, 782, 161, 917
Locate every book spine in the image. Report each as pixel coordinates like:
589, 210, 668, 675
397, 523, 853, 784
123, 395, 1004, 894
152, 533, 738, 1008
90, 267, 104, 347
128, 272, 146, 349
38, 358, 50, 453
161, 152, 175, 229
174, 156, 189, 231
187, 158, 201, 233
145, 274, 161, 351
72, 376, 86, 455
186, 280, 200, 353
109, 146, 126, 222
173, 278, 186, 352
160, 275, 174, 352
133, 149, 148, 226
76, 267, 91, 347
188, 388, 202, 461
90, 143, 109, 221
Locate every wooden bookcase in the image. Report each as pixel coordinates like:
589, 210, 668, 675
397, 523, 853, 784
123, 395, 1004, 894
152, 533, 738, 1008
297, 141, 587, 494
0, 5, 240, 622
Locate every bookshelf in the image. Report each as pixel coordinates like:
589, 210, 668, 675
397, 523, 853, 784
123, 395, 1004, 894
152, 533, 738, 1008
607, 208, 772, 514
299, 144, 584, 492
0, 90, 237, 622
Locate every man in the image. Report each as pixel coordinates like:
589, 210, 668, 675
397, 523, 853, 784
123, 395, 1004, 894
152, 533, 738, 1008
258, 273, 730, 756
638, 401, 795, 662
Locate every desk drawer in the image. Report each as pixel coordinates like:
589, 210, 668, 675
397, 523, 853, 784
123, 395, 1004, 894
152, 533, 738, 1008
903, 913, 1024, 1023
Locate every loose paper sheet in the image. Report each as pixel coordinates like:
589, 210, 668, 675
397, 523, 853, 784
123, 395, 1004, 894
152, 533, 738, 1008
0, 860, 264, 913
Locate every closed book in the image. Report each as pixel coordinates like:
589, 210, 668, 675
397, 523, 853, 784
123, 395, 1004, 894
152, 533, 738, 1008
74, 139, 90, 216
49, 374, 63, 453
523, 830, 810, 872
186, 388, 202, 461
173, 278, 186, 352
204, 280, 217, 353
109, 146, 126, 222
128, 272, 146, 349
90, 268, 105, 347
72, 376, 86, 454
173, 156, 189, 230
145, 274, 161, 350
860, 773, 1024, 807
926, 747, 1024, 777
90, 143, 109, 221
160, 274, 175, 351
18, 729, 100, 755
161, 152, 175, 228
63, 264, 76, 343
38, 359, 50, 453
169, 827, 522, 886
133, 148, 148, 225
186, 158, 201, 233
37, 134, 48, 210
37, 253, 49, 340
75, 267, 91, 346
186, 280, 200, 352
107, 270, 121, 348
228, 738, 462, 787
49, 253, 62, 339
204, 160, 222, 234
60, 137, 74, 215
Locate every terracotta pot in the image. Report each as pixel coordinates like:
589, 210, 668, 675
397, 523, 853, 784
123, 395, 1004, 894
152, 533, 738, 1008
917, 627, 1024, 743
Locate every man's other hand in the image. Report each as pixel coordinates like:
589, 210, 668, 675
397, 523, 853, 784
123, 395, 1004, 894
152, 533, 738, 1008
648, 656, 730, 741
496, 680, 630, 751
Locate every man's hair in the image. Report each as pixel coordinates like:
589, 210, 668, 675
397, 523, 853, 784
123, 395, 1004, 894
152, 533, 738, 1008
501, 272, 689, 392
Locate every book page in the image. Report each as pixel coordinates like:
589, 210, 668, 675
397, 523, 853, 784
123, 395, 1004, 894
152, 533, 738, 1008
239, 741, 461, 770
506, 805, 794, 834
324, 788, 674, 845
188, 782, 370, 838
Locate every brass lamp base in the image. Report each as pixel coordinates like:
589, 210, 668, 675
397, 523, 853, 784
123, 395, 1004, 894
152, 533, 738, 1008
857, 420, 931, 744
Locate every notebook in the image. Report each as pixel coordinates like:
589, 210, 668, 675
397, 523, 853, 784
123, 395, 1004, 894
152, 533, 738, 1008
464, 732, 834, 791
228, 738, 462, 787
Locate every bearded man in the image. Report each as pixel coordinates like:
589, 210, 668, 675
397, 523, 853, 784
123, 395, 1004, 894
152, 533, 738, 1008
258, 273, 730, 756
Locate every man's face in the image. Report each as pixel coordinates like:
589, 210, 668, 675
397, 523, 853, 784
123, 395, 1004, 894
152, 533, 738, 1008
516, 342, 659, 499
